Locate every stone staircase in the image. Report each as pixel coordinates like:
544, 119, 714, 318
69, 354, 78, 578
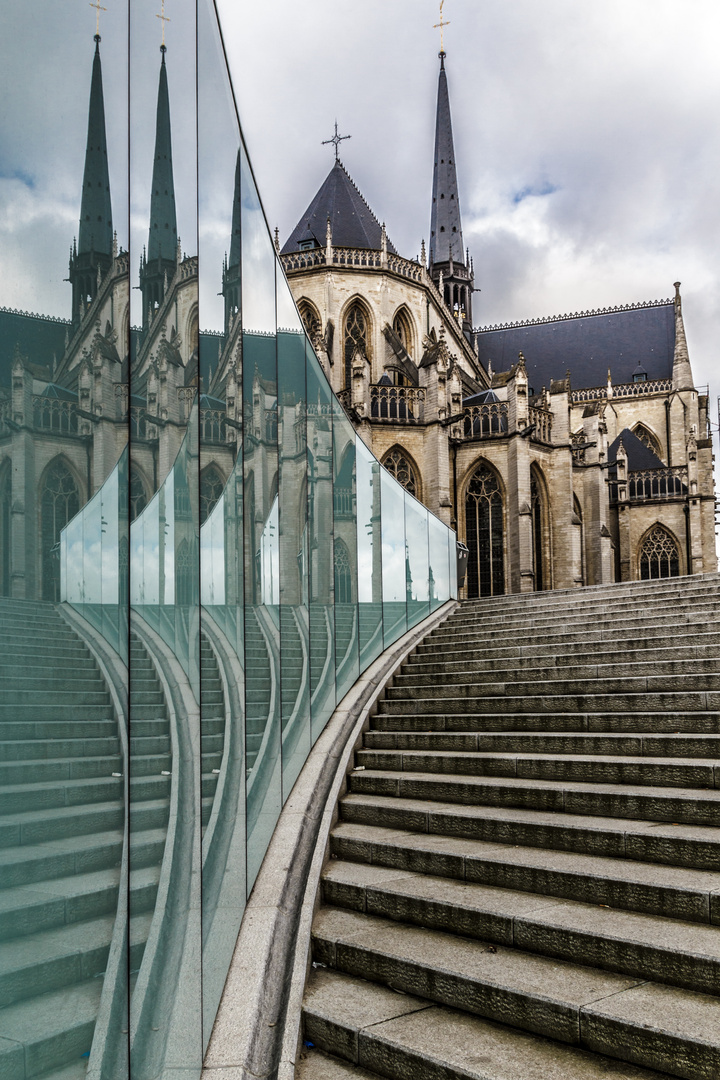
300, 575, 720, 1080
0, 599, 123, 1080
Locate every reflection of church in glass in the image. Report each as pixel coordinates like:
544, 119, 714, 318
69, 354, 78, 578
0, 30, 198, 601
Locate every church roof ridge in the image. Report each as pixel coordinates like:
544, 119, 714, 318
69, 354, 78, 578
0, 306, 71, 326
475, 297, 673, 334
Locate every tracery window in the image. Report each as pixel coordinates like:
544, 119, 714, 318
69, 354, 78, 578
0, 463, 10, 597
530, 471, 546, 591
465, 463, 504, 598
392, 309, 413, 358
344, 303, 367, 389
334, 538, 353, 604
633, 424, 663, 461
40, 459, 80, 601
639, 525, 680, 580
299, 301, 321, 343
130, 467, 148, 523
200, 464, 225, 526
382, 448, 418, 498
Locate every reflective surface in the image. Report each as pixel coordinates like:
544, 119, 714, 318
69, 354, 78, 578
0, 2, 457, 1077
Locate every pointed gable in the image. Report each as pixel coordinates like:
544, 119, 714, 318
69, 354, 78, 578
281, 161, 396, 254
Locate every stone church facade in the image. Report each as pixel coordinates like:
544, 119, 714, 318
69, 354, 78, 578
278, 49, 716, 596
1, 37, 715, 604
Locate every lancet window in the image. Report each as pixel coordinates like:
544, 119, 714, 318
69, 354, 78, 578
40, 459, 80, 601
130, 467, 149, 523
465, 463, 504, 598
639, 525, 680, 580
343, 304, 367, 389
334, 538, 353, 604
0, 463, 10, 597
382, 448, 418, 498
200, 464, 225, 525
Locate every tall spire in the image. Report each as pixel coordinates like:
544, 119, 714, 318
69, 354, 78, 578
69, 33, 113, 325
147, 50, 177, 264
428, 47, 474, 331
430, 50, 463, 264
140, 46, 178, 329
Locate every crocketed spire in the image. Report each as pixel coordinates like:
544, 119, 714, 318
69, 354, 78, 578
147, 50, 177, 263
429, 51, 463, 266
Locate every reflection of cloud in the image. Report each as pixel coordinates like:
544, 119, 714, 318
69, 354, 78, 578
381, 541, 405, 603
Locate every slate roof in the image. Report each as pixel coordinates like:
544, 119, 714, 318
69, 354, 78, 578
78, 39, 113, 258
475, 301, 675, 393
608, 428, 665, 471
147, 52, 178, 263
0, 308, 69, 388
282, 161, 397, 255
430, 54, 464, 265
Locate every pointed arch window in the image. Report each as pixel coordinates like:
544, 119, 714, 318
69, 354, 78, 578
344, 303, 367, 389
299, 300, 321, 343
465, 463, 504, 598
632, 424, 663, 462
382, 448, 418, 499
334, 538, 353, 604
530, 470, 549, 591
0, 462, 11, 597
41, 459, 80, 601
200, 464, 225, 525
639, 525, 680, 580
130, 467, 149, 523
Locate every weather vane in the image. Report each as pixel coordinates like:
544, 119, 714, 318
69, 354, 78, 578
89, 0, 107, 37
156, 0, 171, 49
434, 0, 450, 53
322, 121, 351, 163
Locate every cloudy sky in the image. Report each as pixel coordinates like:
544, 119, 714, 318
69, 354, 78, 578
219, 0, 720, 400
2, 0, 718, 399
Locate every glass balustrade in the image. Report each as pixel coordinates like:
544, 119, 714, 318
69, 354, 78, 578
1, 0, 458, 1075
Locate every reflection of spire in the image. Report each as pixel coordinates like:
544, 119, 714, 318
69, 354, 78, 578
147, 50, 177, 263
140, 47, 178, 330
69, 33, 113, 325
223, 150, 242, 333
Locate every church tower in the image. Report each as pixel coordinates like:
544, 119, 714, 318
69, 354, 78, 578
139, 43, 178, 331
68, 32, 113, 327
428, 48, 474, 333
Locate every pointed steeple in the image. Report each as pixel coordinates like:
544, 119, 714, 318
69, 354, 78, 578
69, 34, 113, 326
430, 51, 463, 265
222, 149, 242, 332
140, 46, 178, 329
428, 49, 474, 331
671, 282, 694, 390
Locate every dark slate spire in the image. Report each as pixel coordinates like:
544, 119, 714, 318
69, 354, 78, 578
140, 47, 178, 330
222, 149, 242, 332
282, 160, 397, 254
147, 50, 177, 263
69, 35, 113, 326
430, 51, 463, 265
428, 50, 474, 332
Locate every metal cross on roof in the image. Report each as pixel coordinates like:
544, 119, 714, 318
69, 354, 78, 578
322, 121, 351, 163
156, 0, 170, 48
434, 0, 450, 52
89, 0, 107, 37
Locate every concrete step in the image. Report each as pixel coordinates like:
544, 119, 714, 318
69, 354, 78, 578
329, 822, 720, 923
398, 659, 720, 684
405, 643, 720, 672
363, 730, 720, 759
302, 969, 673, 1080
323, 859, 720, 996
377, 691, 720, 716
347, 769, 720, 827
312, 907, 720, 1079
386, 674, 720, 699
354, 748, 720, 790
339, 793, 720, 872
371, 710, 720, 735
0, 977, 101, 1079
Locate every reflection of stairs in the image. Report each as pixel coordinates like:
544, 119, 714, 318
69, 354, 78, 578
128, 632, 171, 995
310, 606, 332, 712
334, 604, 357, 694
0, 599, 122, 1080
280, 607, 305, 744
302, 577, 720, 1080
245, 610, 272, 773
200, 633, 225, 833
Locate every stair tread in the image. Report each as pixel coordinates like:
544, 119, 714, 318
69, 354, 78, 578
304, 969, 675, 1080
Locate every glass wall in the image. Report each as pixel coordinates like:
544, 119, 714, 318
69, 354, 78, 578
0, 1, 457, 1077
